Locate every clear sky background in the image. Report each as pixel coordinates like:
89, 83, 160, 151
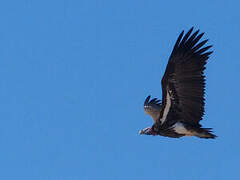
0, 0, 239, 179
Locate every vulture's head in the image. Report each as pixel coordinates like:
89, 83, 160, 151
139, 126, 157, 135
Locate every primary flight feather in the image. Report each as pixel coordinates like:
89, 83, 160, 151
140, 27, 216, 139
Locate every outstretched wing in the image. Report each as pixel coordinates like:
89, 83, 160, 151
159, 27, 212, 126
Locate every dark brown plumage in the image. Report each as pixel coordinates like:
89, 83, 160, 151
140, 27, 216, 139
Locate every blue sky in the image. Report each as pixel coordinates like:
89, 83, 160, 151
0, 0, 239, 179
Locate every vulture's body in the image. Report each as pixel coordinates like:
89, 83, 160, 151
140, 27, 216, 139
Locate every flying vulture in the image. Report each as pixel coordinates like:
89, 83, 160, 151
139, 27, 216, 139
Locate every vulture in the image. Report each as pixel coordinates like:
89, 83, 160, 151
139, 27, 216, 139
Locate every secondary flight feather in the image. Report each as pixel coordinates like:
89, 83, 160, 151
140, 27, 216, 139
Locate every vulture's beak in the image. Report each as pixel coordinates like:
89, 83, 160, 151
139, 129, 144, 135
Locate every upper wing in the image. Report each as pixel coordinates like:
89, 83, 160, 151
144, 95, 162, 123
159, 27, 212, 126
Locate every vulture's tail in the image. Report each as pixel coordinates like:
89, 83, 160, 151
194, 128, 217, 139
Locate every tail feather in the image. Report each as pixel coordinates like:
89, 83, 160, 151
194, 128, 217, 139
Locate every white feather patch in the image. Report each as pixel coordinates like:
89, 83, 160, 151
160, 90, 171, 124
172, 122, 193, 136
